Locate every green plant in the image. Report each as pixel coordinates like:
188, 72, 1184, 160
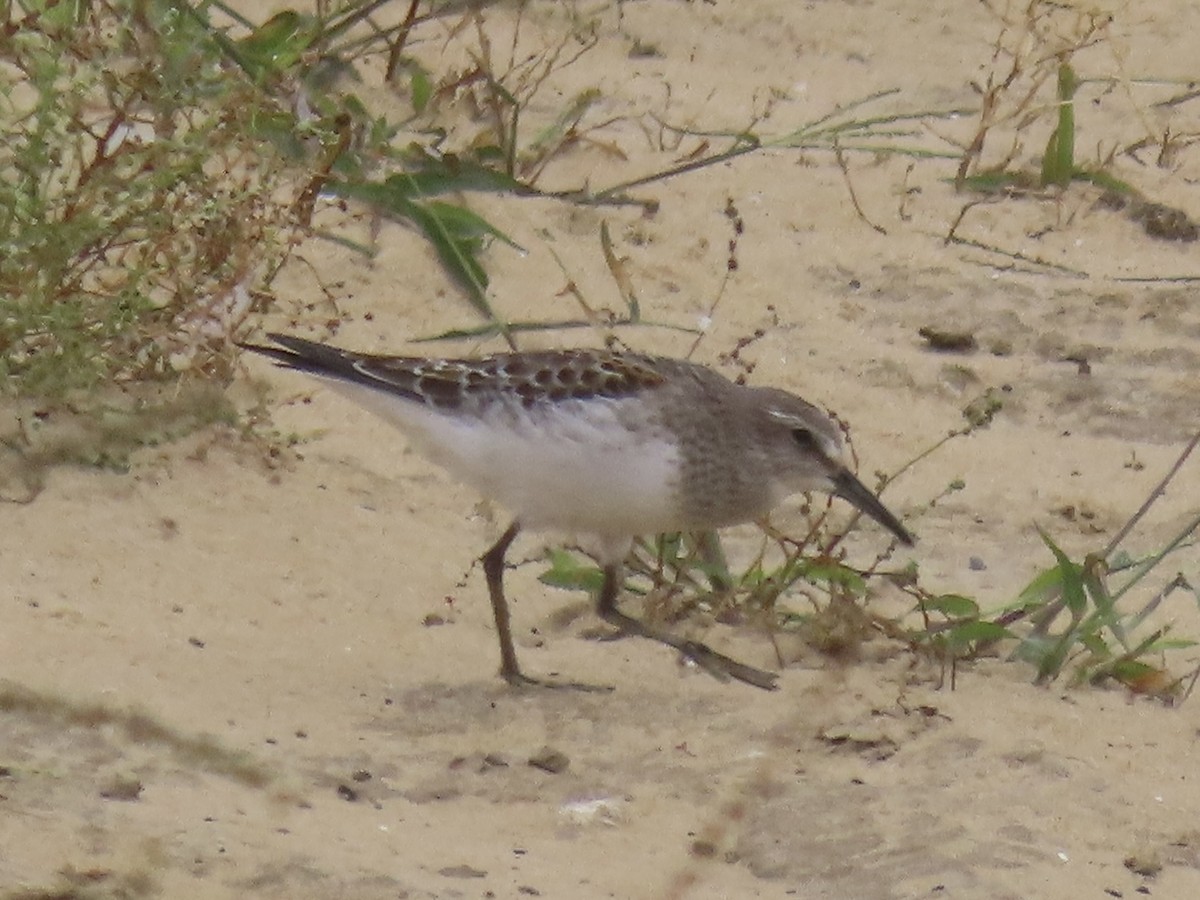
910, 433, 1200, 700
951, 0, 1198, 243
1007, 535, 1196, 694
996, 435, 1200, 698
0, 0, 305, 398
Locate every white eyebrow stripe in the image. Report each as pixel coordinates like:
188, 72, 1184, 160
767, 409, 806, 426
766, 409, 845, 462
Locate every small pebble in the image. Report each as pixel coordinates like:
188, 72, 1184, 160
528, 748, 569, 774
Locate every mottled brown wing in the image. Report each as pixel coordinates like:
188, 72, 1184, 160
241, 335, 668, 410
360, 349, 669, 409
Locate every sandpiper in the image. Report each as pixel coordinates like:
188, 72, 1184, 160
241, 333, 913, 691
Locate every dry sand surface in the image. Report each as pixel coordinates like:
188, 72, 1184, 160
4, 1, 1200, 898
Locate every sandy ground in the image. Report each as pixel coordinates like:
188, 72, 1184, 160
4, 1, 1200, 898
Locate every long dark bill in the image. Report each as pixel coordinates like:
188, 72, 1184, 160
831, 469, 915, 546
237, 333, 360, 380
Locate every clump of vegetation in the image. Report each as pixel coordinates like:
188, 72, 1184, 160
0, 0, 618, 400
952, 0, 1198, 243
996, 436, 1200, 699
0, 1, 306, 397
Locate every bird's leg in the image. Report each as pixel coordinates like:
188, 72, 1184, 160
481, 522, 524, 683
594, 564, 779, 691
694, 530, 732, 596
481, 522, 611, 692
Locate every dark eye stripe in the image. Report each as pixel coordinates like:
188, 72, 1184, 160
792, 427, 819, 451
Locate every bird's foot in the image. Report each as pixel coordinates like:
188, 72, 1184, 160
502, 669, 614, 693
592, 616, 779, 690
677, 640, 779, 691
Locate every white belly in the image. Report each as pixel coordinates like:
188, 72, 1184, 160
323, 379, 683, 542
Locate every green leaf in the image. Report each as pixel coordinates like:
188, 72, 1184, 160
1035, 632, 1075, 683
1038, 528, 1086, 615
1101, 659, 1158, 686
943, 620, 1011, 647
237, 10, 317, 77
1011, 632, 1054, 666
1078, 631, 1112, 660
393, 150, 532, 196
539, 550, 605, 593
328, 177, 523, 332
37, 0, 87, 28
801, 561, 866, 595
1156, 638, 1198, 650
405, 201, 492, 308
1009, 562, 1065, 611
410, 66, 432, 114
327, 176, 406, 209
959, 171, 1037, 194
923, 594, 980, 618
422, 201, 523, 252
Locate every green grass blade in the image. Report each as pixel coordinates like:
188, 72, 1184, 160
1080, 553, 1128, 649
524, 88, 601, 157
413, 316, 699, 343
328, 177, 521, 340
422, 200, 524, 252
403, 202, 494, 318
1112, 513, 1200, 601
1040, 62, 1077, 187
1038, 528, 1086, 615
1034, 631, 1077, 684
390, 151, 533, 196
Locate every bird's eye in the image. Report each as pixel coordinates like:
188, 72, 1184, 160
791, 427, 818, 451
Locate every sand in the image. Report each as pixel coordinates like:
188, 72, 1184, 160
3, 1, 1199, 897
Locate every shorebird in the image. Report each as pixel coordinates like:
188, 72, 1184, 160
241, 333, 913, 690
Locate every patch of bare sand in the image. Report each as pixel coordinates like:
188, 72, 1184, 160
4, 1, 1200, 898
